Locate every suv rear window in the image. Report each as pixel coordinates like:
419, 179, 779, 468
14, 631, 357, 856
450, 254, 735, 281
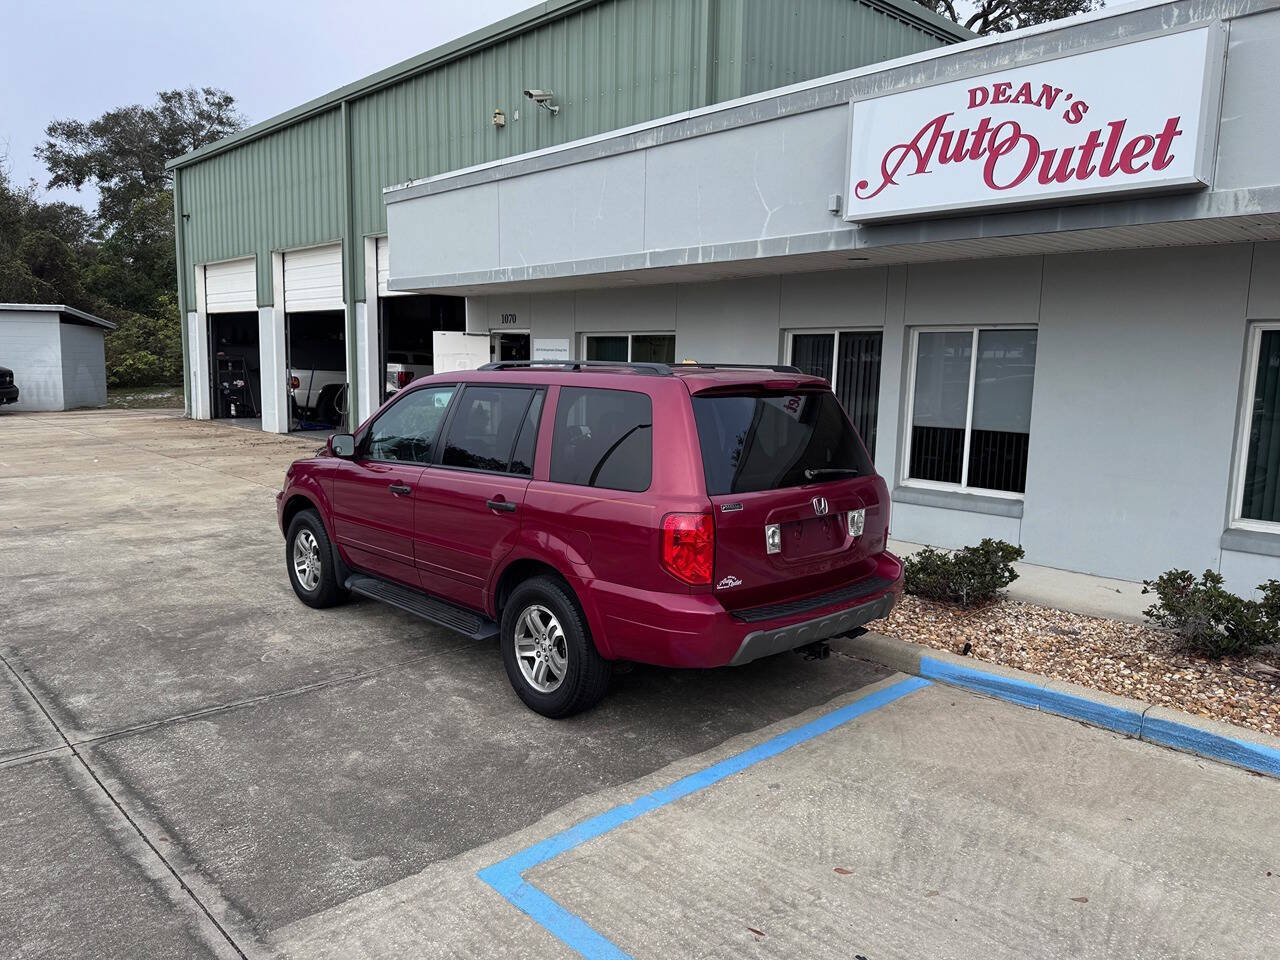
692, 391, 874, 495
550, 387, 652, 492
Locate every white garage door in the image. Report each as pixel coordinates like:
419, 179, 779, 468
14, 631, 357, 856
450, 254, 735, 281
375, 236, 406, 298
204, 257, 257, 313
284, 244, 344, 312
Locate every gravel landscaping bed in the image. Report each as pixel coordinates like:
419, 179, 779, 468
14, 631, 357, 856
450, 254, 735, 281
869, 594, 1280, 737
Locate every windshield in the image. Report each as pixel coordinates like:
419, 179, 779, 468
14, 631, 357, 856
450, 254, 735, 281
692, 391, 873, 495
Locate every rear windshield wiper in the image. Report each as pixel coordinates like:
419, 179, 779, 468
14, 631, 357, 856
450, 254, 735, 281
803, 467, 861, 480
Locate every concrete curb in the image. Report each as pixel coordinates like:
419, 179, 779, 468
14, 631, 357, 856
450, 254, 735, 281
848, 632, 1280, 779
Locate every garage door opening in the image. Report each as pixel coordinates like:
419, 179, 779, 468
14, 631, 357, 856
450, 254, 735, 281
210, 312, 262, 424
380, 294, 466, 402
288, 310, 347, 431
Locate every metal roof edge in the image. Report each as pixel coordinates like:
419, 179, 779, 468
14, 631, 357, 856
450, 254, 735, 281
165, 0, 599, 170
166, 0, 970, 172
863, 0, 976, 39
0, 303, 117, 330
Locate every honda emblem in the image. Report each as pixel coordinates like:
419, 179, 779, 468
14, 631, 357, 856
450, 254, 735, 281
812, 496, 829, 516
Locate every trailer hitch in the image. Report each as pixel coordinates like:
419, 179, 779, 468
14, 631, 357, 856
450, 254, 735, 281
794, 640, 830, 661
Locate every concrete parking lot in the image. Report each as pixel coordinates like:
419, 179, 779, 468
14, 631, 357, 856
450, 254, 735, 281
1, 408, 1278, 959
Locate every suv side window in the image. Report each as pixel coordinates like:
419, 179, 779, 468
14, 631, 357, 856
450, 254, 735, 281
508, 391, 545, 477
364, 385, 456, 463
441, 385, 537, 473
549, 387, 652, 492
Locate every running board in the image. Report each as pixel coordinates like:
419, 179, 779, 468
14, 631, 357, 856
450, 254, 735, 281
345, 574, 498, 642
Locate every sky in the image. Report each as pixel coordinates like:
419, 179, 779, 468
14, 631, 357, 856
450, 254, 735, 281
0, 0, 534, 208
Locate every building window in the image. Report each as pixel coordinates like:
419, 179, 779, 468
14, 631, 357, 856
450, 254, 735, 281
788, 330, 883, 457
583, 333, 675, 364
1236, 324, 1280, 526
905, 327, 1037, 496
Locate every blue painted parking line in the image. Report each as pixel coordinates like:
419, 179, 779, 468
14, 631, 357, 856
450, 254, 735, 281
478, 675, 932, 959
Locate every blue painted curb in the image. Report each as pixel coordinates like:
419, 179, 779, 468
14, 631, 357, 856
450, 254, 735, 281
1140, 711, 1280, 778
919, 656, 1145, 737
918, 654, 1280, 779
479, 675, 932, 959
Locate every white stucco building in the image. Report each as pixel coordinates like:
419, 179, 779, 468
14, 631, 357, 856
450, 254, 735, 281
0, 304, 113, 412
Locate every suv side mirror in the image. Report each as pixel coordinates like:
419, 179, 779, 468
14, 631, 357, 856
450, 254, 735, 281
330, 434, 356, 458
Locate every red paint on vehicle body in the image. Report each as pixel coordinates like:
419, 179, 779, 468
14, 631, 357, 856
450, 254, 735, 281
277, 365, 901, 670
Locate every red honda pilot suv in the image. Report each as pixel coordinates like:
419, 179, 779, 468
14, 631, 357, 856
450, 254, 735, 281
277, 360, 901, 717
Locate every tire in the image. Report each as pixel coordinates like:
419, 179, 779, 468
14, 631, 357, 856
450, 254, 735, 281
316, 384, 347, 427
500, 575, 610, 718
286, 509, 349, 609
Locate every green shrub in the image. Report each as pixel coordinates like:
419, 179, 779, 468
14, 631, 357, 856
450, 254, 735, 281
902, 538, 1024, 607
104, 308, 183, 387
1141, 569, 1277, 658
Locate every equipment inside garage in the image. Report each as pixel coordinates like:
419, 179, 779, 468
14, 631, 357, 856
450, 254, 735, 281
202, 256, 261, 423
288, 310, 347, 430
380, 294, 466, 402
210, 312, 261, 421
282, 244, 347, 432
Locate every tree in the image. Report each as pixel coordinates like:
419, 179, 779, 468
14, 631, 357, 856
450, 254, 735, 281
914, 0, 1102, 34
0, 161, 93, 307
30, 89, 245, 388
37, 87, 242, 232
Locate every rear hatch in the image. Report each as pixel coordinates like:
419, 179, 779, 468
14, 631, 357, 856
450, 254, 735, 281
689, 387, 888, 613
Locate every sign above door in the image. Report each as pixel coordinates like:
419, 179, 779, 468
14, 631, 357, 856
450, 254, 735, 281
843, 25, 1226, 223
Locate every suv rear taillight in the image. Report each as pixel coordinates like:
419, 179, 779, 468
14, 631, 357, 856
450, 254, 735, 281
660, 512, 714, 586
396, 370, 413, 388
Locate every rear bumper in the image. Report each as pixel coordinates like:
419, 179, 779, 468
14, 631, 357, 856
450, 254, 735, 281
728, 590, 895, 665
579, 551, 902, 669
0, 385, 18, 404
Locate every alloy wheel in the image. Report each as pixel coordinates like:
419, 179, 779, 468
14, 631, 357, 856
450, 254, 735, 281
513, 603, 567, 693
293, 529, 321, 591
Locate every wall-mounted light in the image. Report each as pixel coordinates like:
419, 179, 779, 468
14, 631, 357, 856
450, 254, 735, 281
492, 108, 506, 128
523, 89, 560, 116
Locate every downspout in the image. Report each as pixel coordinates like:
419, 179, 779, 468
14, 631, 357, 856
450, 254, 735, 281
340, 100, 360, 433
700, 0, 717, 106
172, 167, 191, 417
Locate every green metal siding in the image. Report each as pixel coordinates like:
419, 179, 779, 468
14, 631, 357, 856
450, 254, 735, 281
708, 0, 747, 102
181, 109, 344, 306
175, 0, 964, 310
350, 0, 711, 256
738, 0, 953, 93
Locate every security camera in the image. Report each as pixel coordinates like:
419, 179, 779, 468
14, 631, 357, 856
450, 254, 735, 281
522, 89, 560, 115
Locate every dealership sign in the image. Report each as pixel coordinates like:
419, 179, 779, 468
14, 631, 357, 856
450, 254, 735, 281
844, 26, 1226, 222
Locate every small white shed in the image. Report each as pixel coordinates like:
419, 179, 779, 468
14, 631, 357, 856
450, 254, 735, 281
0, 304, 115, 412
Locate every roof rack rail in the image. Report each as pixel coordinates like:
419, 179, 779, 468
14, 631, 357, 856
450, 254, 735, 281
478, 359, 672, 376
671, 362, 804, 374
476, 360, 807, 377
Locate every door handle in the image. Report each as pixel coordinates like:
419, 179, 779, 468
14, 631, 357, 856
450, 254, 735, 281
389, 483, 412, 496
486, 498, 517, 513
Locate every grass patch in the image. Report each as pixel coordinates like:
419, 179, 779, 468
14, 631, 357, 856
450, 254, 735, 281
106, 385, 183, 409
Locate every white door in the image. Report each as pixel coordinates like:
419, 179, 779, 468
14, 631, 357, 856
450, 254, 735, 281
284, 244, 343, 312
375, 236, 406, 299
204, 257, 257, 313
432, 332, 491, 372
